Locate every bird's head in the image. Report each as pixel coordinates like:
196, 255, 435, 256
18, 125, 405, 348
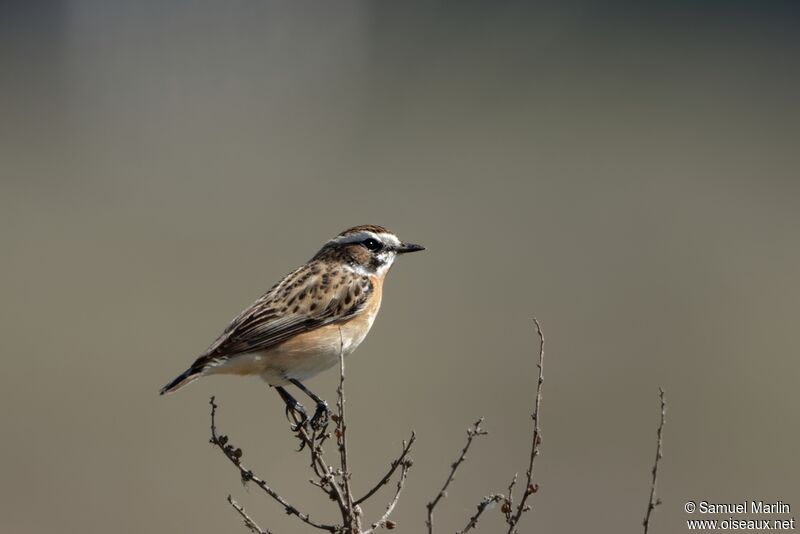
313, 225, 425, 276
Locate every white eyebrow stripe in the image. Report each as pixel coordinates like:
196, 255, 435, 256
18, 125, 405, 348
328, 231, 402, 247
377, 233, 401, 247
328, 231, 380, 245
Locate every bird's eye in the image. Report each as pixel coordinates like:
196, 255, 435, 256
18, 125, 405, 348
363, 238, 383, 251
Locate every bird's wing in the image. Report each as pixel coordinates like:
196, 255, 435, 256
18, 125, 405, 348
188, 263, 373, 371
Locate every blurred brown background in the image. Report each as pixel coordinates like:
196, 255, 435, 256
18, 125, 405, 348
1, 1, 798, 533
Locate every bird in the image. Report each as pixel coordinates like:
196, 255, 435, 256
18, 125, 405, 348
160, 224, 424, 429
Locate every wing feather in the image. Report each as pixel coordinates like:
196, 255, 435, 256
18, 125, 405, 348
187, 263, 372, 372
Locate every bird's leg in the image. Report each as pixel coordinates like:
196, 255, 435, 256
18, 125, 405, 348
289, 379, 329, 431
275, 386, 307, 430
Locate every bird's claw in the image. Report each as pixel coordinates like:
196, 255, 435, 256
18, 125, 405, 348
285, 402, 308, 431
309, 402, 329, 432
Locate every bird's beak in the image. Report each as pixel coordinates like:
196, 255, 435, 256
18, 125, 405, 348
396, 242, 425, 254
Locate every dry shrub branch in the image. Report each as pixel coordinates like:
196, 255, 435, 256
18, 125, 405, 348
204, 320, 666, 533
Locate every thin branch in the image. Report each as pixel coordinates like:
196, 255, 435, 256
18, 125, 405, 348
642, 388, 666, 534
355, 432, 416, 506
505, 317, 545, 533
280, 394, 349, 522
426, 418, 488, 534
336, 327, 361, 532
362, 459, 412, 534
457, 494, 504, 534
294, 423, 349, 520
227, 495, 272, 534
209, 397, 338, 533
502, 474, 517, 524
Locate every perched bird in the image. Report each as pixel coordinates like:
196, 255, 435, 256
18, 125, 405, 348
160, 225, 424, 428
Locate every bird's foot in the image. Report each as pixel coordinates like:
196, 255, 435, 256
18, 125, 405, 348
285, 401, 308, 432
309, 401, 329, 432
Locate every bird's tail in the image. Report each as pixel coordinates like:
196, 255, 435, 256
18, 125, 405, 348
160, 368, 201, 395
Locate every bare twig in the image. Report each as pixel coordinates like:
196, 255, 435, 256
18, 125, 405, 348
294, 423, 349, 520
278, 385, 350, 522
504, 317, 545, 533
457, 494, 504, 534
502, 474, 517, 523
227, 495, 272, 534
642, 388, 666, 534
335, 328, 362, 532
355, 432, 416, 506
209, 397, 337, 532
426, 418, 488, 534
362, 459, 412, 534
